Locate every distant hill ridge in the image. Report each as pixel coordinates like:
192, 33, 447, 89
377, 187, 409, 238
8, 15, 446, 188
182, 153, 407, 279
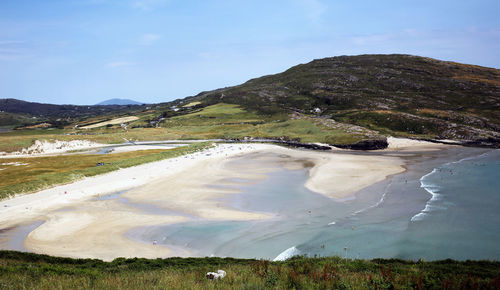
96, 98, 143, 106
0, 98, 140, 118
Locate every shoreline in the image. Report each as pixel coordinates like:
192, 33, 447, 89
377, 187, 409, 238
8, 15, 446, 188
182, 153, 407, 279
0, 139, 452, 260
0, 135, 448, 159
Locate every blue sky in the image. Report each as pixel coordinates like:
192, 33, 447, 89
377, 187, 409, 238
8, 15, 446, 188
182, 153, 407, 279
0, 0, 499, 105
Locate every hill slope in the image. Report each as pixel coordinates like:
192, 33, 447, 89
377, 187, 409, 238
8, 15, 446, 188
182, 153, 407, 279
0, 99, 142, 117
188, 54, 499, 145
0, 99, 146, 128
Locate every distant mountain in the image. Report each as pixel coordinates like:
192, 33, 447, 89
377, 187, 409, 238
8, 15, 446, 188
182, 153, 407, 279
96, 98, 143, 106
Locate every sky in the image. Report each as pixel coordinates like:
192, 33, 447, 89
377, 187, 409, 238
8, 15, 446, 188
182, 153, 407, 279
0, 0, 499, 105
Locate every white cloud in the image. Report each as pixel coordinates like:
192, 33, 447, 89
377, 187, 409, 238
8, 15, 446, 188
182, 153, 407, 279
106, 61, 136, 68
140, 33, 162, 46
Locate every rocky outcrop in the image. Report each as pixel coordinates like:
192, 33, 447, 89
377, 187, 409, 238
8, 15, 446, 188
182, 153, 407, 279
333, 139, 389, 150
461, 137, 500, 148
281, 141, 332, 150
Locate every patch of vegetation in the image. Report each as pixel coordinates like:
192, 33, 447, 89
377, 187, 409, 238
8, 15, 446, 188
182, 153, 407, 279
334, 110, 443, 137
0, 142, 212, 199
0, 251, 499, 289
182, 101, 202, 107
168, 103, 266, 125
160, 104, 371, 144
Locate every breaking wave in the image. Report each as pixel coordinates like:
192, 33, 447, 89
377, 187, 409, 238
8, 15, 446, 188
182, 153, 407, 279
273, 246, 301, 261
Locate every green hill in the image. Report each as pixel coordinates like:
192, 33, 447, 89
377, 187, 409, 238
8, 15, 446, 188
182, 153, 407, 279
186, 54, 499, 146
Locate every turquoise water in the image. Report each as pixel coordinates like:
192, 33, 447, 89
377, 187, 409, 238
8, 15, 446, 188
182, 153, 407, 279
402, 149, 500, 260
137, 147, 500, 261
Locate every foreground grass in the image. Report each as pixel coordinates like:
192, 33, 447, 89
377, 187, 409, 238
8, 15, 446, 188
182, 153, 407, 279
0, 142, 212, 199
0, 251, 499, 289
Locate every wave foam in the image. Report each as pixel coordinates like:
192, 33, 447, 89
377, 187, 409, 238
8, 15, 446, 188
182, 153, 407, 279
411, 169, 442, 222
273, 246, 301, 261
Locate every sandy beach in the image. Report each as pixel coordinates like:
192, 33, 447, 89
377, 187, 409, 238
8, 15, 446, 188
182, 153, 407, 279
0, 139, 443, 260
385, 137, 447, 152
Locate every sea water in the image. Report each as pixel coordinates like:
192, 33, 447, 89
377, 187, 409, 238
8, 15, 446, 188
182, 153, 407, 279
137, 147, 500, 261
400, 149, 500, 260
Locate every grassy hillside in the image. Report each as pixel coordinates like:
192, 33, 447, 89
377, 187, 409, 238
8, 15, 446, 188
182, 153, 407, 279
190, 54, 500, 144
161, 103, 378, 143
0, 251, 499, 289
0, 112, 38, 129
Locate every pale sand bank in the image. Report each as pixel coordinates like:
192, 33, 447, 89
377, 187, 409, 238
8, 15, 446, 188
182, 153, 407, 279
386, 137, 447, 151
0, 142, 417, 260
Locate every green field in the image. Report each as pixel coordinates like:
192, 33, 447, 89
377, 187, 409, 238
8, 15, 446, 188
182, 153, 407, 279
0, 251, 499, 289
158, 103, 375, 144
